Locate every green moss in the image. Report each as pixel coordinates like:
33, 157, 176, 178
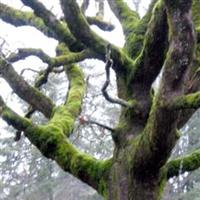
43, 64, 86, 137
56, 42, 69, 55
55, 140, 111, 197
49, 106, 75, 135
65, 65, 85, 115
186, 93, 200, 106
1, 100, 112, 197
167, 149, 200, 179
173, 92, 200, 109
157, 170, 167, 200
192, 0, 200, 27
0, 4, 53, 35
124, 34, 144, 58
124, 0, 163, 60
1, 106, 31, 130
112, 0, 139, 36
25, 122, 112, 190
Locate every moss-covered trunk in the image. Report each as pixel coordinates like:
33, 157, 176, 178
107, 145, 165, 200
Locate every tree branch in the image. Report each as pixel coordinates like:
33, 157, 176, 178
166, 149, 200, 179
86, 16, 115, 31
123, 0, 159, 59
20, 0, 84, 52
107, 0, 140, 37
8, 48, 93, 67
0, 56, 54, 118
79, 116, 114, 132
170, 92, 200, 110
60, 0, 135, 78
0, 3, 55, 39
128, 0, 168, 91
0, 96, 111, 195
102, 45, 132, 107
8, 48, 51, 63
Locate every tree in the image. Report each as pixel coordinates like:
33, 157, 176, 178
0, 0, 200, 199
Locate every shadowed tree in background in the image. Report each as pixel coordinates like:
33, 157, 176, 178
1, 0, 200, 199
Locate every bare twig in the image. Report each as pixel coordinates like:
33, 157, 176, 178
79, 115, 114, 132
86, 119, 114, 132
102, 44, 131, 107
20, 68, 40, 76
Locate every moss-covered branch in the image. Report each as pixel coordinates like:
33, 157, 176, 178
8, 48, 93, 66
19, 0, 84, 52
128, 0, 168, 90
49, 43, 86, 137
8, 48, 51, 63
0, 2, 81, 51
50, 65, 86, 137
0, 96, 31, 130
0, 57, 54, 118
192, 0, 200, 28
60, 0, 135, 79
107, 0, 140, 37
0, 96, 111, 197
123, 0, 158, 59
0, 3, 55, 39
166, 149, 200, 179
170, 92, 200, 110
86, 16, 115, 31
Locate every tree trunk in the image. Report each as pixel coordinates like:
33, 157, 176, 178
107, 143, 165, 200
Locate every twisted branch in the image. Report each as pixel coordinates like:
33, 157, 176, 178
102, 45, 132, 107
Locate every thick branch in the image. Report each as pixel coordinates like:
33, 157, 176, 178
128, 0, 168, 91
0, 3, 55, 39
52, 43, 86, 137
20, 0, 84, 52
166, 149, 200, 179
12, 45, 90, 140
124, 0, 159, 59
0, 57, 54, 118
8, 48, 51, 63
170, 92, 200, 110
8, 48, 93, 67
60, 0, 135, 76
107, 0, 140, 36
86, 16, 115, 31
0, 96, 111, 195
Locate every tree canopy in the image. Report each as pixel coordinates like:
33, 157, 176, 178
1, 0, 200, 199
